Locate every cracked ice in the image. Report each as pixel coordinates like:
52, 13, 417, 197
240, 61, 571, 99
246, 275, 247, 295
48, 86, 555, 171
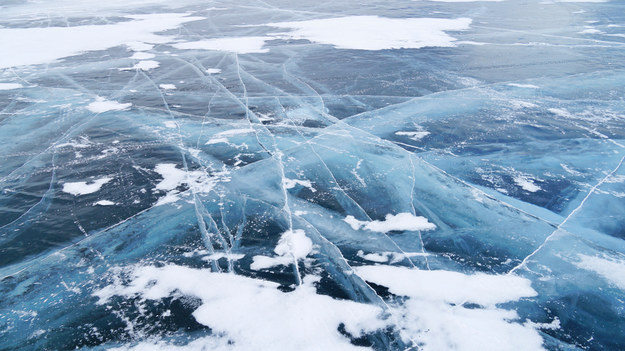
1, 0, 625, 350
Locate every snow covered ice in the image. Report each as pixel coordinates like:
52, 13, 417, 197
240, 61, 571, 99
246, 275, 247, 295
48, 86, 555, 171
1, 0, 625, 350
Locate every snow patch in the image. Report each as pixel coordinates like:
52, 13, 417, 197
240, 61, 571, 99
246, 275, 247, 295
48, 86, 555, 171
395, 131, 430, 140
513, 175, 541, 192
130, 60, 160, 70
63, 177, 112, 196
203, 253, 245, 261
345, 213, 436, 233
0, 13, 202, 69
153, 163, 228, 206
283, 178, 316, 192
95, 265, 387, 350
159, 84, 176, 90
267, 16, 472, 50
94, 200, 115, 206
155, 164, 202, 191
87, 97, 131, 113
355, 265, 545, 351
251, 229, 313, 270
357, 250, 390, 263
174, 37, 271, 54
358, 251, 429, 264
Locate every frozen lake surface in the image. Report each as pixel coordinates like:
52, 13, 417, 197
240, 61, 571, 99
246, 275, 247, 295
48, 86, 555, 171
1, 0, 625, 350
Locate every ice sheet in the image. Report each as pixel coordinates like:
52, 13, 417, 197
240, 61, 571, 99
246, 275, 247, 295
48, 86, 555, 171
1, 0, 624, 350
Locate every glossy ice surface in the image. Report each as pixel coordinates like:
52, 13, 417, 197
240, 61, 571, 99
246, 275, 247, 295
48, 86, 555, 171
1, 0, 625, 350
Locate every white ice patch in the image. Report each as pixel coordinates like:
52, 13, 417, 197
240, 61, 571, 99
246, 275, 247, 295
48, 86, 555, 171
283, 178, 316, 192
159, 84, 176, 90
513, 175, 541, 192
250, 255, 292, 270
63, 177, 112, 196
55, 137, 92, 149
275, 229, 313, 259
0, 83, 23, 90
357, 251, 429, 264
130, 60, 160, 71
574, 254, 625, 290
154, 163, 204, 191
188, 148, 201, 158
251, 229, 313, 270
87, 97, 131, 113
395, 131, 430, 140
95, 265, 387, 350
94, 200, 115, 206
507, 83, 539, 89
0, 0, 212, 20
163, 121, 177, 128
203, 253, 245, 262
266, 16, 472, 50
152, 163, 227, 205
357, 250, 390, 263
0, 13, 202, 69
130, 52, 155, 60
345, 213, 436, 233
173, 36, 271, 54
357, 265, 536, 305
356, 265, 545, 351
206, 68, 222, 74
579, 28, 602, 34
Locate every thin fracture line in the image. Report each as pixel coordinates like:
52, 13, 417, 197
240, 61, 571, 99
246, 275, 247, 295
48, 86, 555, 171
509, 154, 625, 275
